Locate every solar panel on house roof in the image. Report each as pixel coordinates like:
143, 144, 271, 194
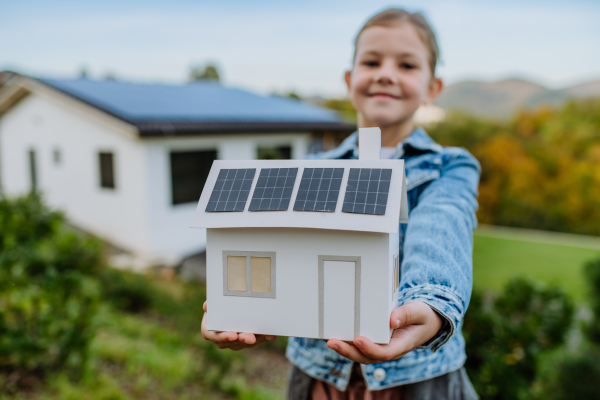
206, 169, 256, 212
293, 168, 344, 212
38, 78, 344, 124
342, 168, 392, 215
248, 168, 298, 211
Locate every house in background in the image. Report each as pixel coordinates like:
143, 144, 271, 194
0, 72, 354, 268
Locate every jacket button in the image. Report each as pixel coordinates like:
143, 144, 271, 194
373, 368, 386, 382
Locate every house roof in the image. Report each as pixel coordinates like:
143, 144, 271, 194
191, 159, 408, 234
33, 77, 355, 136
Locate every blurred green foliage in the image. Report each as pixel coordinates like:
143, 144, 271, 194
530, 256, 600, 400
189, 63, 220, 82
464, 277, 574, 400
428, 99, 600, 236
582, 257, 600, 344
323, 98, 357, 123
0, 194, 102, 391
532, 344, 600, 400
99, 268, 156, 313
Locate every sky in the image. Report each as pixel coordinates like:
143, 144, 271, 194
1, 0, 599, 97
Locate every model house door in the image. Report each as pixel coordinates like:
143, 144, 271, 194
319, 256, 361, 341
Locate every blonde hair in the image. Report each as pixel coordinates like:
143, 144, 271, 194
353, 8, 440, 75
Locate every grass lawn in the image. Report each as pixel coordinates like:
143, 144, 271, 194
473, 228, 600, 302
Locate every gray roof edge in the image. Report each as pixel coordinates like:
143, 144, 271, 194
135, 120, 356, 136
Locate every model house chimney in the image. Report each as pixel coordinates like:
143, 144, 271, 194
358, 127, 381, 160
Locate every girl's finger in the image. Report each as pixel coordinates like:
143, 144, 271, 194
327, 339, 377, 364
390, 301, 428, 329
205, 330, 238, 343
237, 332, 257, 345
353, 334, 412, 361
255, 334, 277, 344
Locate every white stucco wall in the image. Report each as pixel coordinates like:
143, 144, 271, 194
206, 227, 394, 344
0, 93, 151, 255
142, 133, 311, 262
0, 89, 312, 264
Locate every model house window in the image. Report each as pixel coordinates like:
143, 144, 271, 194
257, 145, 292, 160
223, 251, 276, 298
99, 152, 115, 189
170, 150, 217, 205
28, 149, 37, 192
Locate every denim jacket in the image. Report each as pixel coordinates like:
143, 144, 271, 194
286, 127, 480, 391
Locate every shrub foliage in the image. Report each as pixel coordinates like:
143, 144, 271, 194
0, 194, 102, 386
464, 277, 574, 400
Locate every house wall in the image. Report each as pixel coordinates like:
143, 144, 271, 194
206, 227, 394, 343
0, 90, 312, 265
142, 134, 311, 262
0, 93, 150, 254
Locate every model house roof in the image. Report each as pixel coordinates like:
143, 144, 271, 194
0, 72, 355, 136
191, 158, 408, 234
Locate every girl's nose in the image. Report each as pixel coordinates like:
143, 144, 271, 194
373, 60, 398, 85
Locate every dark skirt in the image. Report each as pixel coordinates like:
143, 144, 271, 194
287, 364, 479, 400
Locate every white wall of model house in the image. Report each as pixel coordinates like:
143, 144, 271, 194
206, 228, 399, 343
0, 89, 311, 264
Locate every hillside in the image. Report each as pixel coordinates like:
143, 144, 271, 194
435, 78, 600, 119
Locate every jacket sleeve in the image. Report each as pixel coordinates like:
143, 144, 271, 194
396, 149, 480, 352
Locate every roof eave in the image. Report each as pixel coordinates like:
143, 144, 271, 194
135, 121, 356, 137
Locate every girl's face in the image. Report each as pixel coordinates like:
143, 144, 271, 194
345, 24, 442, 128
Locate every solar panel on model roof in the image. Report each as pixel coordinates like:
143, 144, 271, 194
248, 168, 299, 211
205, 169, 256, 212
342, 168, 392, 215
293, 168, 344, 212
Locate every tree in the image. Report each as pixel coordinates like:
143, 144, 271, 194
79, 66, 89, 79
189, 64, 220, 82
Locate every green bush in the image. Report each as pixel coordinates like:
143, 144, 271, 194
0, 194, 102, 388
98, 268, 155, 313
464, 277, 573, 400
582, 257, 600, 344
532, 345, 600, 400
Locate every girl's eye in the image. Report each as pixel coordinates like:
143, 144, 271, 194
401, 63, 416, 70
363, 60, 379, 67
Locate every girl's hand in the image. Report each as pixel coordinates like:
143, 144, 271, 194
201, 301, 277, 350
326, 300, 443, 364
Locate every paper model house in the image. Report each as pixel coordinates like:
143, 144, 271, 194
191, 128, 408, 344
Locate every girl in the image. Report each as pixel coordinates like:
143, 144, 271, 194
202, 8, 480, 400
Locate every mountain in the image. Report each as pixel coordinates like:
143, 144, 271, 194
435, 78, 600, 119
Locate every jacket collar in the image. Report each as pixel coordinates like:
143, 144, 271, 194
336, 127, 443, 159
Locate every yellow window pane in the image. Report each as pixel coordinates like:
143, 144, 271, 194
251, 257, 271, 293
227, 256, 247, 291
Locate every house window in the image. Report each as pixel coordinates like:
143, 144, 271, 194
257, 145, 292, 160
28, 149, 37, 192
99, 152, 115, 189
53, 148, 61, 165
223, 251, 276, 298
170, 150, 217, 205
